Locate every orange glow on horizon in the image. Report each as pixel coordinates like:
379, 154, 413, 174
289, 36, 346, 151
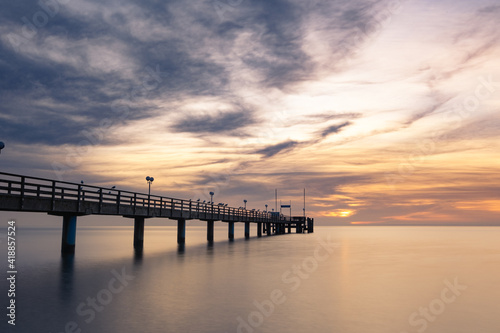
324, 210, 355, 217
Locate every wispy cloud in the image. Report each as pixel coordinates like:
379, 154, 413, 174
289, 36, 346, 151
255, 140, 298, 158
319, 121, 351, 138
171, 108, 257, 136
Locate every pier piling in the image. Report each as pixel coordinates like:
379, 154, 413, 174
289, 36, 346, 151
177, 219, 186, 244
61, 215, 77, 254
228, 222, 235, 240
207, 220, 214, 242
133, 217, 145, 250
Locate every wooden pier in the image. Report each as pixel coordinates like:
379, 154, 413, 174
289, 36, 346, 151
0, 172, 314, 253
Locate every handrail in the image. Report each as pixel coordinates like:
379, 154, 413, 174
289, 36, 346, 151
0, 171, 290, 221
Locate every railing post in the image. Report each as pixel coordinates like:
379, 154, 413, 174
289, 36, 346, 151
99, 189, 103, 213
20, 176, 25, 196
51, 181, 55, 211
147, 193, 150, 216
77, 185, 81, 211
116, 191, 121, 214
20, 177, 25, 209
133, 193, 137, 215
160, 197, 163, 216
19, 176, 25, 209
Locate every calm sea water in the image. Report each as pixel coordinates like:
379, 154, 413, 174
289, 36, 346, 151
1, 225, 500, 333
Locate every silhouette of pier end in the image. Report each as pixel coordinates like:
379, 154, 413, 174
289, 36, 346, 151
0, 172, 314, 253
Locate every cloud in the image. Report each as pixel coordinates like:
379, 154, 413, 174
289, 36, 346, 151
308, 112, 361, 120
1, 0, 499, 227
171, 108, 257, 136
320, 121, 351, 138
255, 140, 298, 158
0, 0, 405, 148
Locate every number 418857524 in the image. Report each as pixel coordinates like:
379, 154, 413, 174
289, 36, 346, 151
7, 220, 16, 270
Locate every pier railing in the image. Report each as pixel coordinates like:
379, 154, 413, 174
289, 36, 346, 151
0, 171, 289, 222
0, 171, 314, 252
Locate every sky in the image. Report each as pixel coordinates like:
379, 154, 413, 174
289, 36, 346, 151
0, 0, 499, 226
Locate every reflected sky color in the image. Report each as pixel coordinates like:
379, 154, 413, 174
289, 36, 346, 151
0, 0, 499, 225
2, 226, 500, 332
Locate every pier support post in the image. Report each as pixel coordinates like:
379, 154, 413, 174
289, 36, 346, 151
257, 222, 262, 237
207, 220, 214, 243
133, 217, 145, 250
228, 222, 234, 241
287, 224, 291, 233
61, 215, 77, 254
245, 222, 250, 239
266, 223, 271, 236
296, 223, 303, 233
177, 219, 186, 244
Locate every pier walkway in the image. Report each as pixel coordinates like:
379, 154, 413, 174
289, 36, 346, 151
0, 172, 314, 253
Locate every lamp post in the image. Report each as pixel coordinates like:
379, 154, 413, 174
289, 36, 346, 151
146, 176, 154, 196
0, 141, 4, 154
244, 199, 247, 209
265, 204, 268, 212
209, 191, 214, 203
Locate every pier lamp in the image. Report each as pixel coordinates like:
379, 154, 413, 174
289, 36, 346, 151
209, 191, 214, 203
265, 204, 268, 212
146, 176, 154, 196
0, 141, 4, 154
244, 199, 247, 209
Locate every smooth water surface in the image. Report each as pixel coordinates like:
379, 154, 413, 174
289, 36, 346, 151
1, 225, 499, 333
